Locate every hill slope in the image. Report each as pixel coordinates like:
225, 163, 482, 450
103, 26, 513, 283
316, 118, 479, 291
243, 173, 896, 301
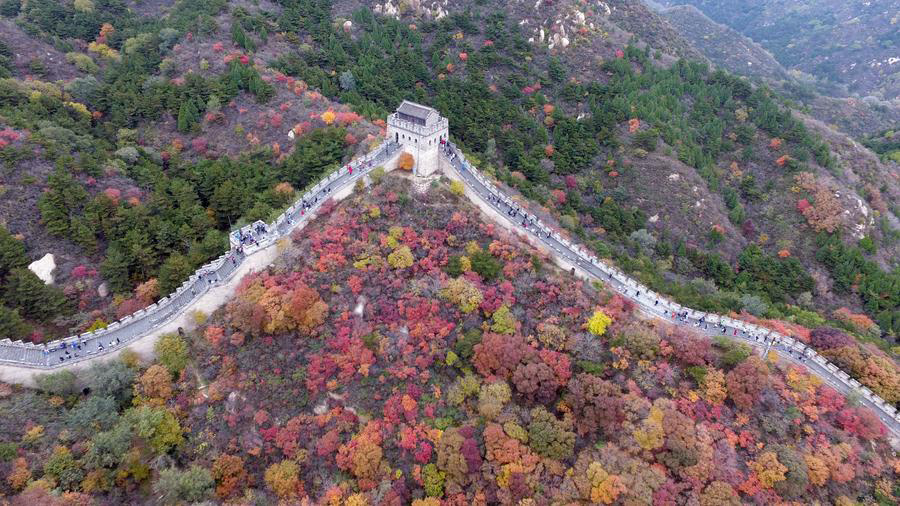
0, 173, 896, 504
659, 0, 900, 100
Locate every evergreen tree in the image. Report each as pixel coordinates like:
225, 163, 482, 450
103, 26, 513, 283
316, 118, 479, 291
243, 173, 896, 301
2, 268, 67, 321
0, 305, 29, 339
176, 100, 199, 133
158, 253, 194, 295
100, 244, 131, 294
0, 225, 27, 278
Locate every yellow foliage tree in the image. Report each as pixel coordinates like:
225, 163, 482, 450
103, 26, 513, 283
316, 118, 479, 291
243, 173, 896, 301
751, 451, 787, 488
264, 460, 301, 499
633, 405, 664, 450
321, 110, 336, 125
804, 453, 829, 486
587, 310, 612, 336
135, 364, 173, 406
701, 368, 727, 405
450, 180, 465, 196
586, 462, 625, 504
440, 277, 483, 313
387, 245, 414, 269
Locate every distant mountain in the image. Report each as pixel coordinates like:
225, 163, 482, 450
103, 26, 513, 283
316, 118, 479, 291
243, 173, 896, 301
658, 4, 788, 82
654, 2, 900, 138
659, 0, 900, 100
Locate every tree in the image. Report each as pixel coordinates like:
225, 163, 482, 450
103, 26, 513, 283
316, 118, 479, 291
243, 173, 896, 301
87, 360, 136, 407
772, 445, 809, 499
125, 405, 184, 454
7, 457, 30, 491
527, 406, 574, 460
473, 332, 532, 379
470, 250, 501, 281
701, 368, 727, 405
2, 268, 67, 321
490, 305, 518, 335
66, 396, 119, 435
177, 100, 200, 132
422, 463, 445, 498
35, 370, 78, 397
336, 421, 383, 486
725, 355, 770, 411
135, 364, 173, 406
751, 451, 787, 489
699, 481, 740, 506
42, 446, 82, 491
440, 277, 482, 313
397, 152, 414, 171
100, 242, 130, 294
0, 225, 27, 278
387, 245, 414, 269
512, 360, 559, 403
154, 333, 188, 376
567, 374, 623, 436
84, 423, 131, 469
477, 381, 511, 420
0, 305, 29, 340
211, 454, 247, 499
587, 310, 612, 336
158, 253, 194, 295
436, 426, 480, 489
154, 466, 214, 505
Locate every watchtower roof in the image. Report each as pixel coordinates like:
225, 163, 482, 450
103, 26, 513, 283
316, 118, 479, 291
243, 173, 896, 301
396, 100, 437, 121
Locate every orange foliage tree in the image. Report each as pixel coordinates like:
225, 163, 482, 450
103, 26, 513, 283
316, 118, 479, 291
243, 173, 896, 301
336, 421, 383, 489
211, 454, 248, 499
397, 152, 415, 171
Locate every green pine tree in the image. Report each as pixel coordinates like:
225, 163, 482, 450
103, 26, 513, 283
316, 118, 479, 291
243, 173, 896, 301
0, 225, 27, 278
2, 268, 67, 321
0, 305, 30, 339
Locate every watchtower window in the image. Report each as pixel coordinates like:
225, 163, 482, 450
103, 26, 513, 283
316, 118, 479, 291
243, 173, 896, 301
397, 112, 426, 126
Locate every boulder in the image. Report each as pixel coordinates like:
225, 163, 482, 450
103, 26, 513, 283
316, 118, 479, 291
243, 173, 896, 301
28, 253, 55, 284
98, 282, 109, 298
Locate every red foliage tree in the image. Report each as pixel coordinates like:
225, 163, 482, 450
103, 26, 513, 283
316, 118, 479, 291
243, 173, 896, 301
725, 356, 770, 411
566, 373, 624, 436
473, 332, 534, 380
512, 360, 559, 403
810, 327, 855, 350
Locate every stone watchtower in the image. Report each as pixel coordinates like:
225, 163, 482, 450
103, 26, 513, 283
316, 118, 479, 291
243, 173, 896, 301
387, 100, 449, 178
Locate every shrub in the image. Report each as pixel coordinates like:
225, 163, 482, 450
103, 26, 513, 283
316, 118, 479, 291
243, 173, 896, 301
0, 0, 20, 17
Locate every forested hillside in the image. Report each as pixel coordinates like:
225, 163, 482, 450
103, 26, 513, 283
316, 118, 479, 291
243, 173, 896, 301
0, 174, 896, 504
0, 0, 896, 371
0, 0, 379, 341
